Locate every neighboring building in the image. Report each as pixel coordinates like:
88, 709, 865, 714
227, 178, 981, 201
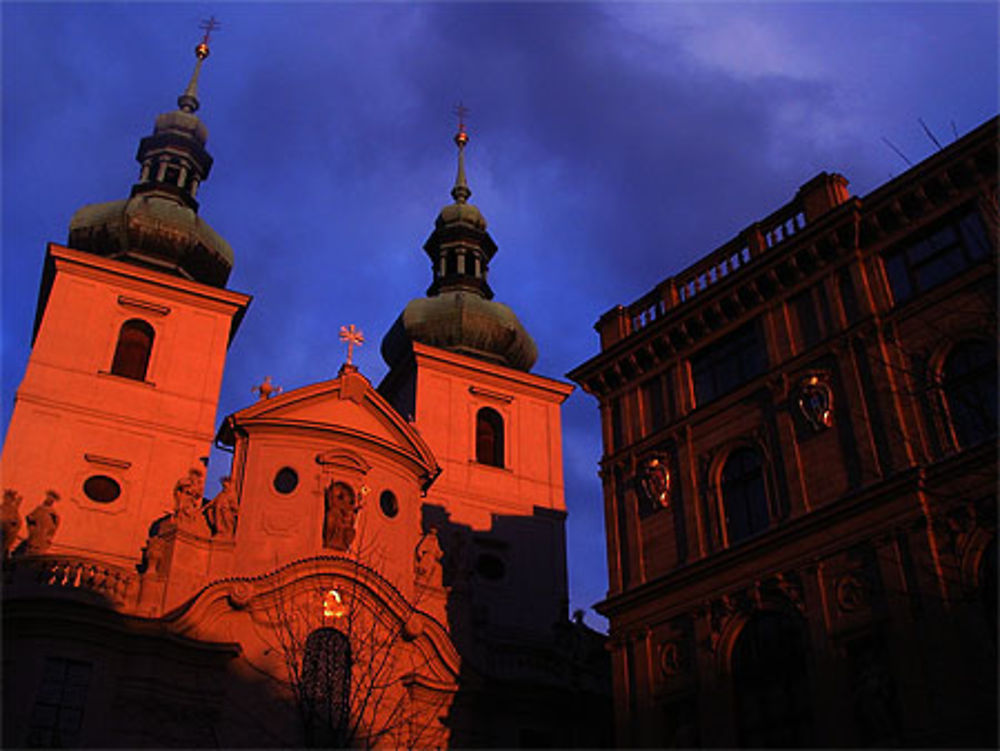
2, 37, 609, 748
569, 118, 997, 747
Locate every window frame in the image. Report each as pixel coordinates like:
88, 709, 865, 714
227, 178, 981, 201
474, 406, 505, 468
109, 318, 155, 381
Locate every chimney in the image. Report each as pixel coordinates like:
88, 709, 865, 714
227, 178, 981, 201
796, 172, 851, 222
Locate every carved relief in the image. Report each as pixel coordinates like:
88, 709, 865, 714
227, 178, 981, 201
659, 639, 687, 677
1, 488, 23, 558
835, 571, 868, 613
635, 454, 672, 511
13, 490, 60, 556
797, 373, 834, 430
323, 480, 360, 551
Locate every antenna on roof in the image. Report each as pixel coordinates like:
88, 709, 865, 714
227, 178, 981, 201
950, 120, 959, 141
881, 136, 912, 167
918, 118, 943, 151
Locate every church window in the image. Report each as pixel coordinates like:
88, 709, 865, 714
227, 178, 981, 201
110, 319, 154, 381
82, 475, 121, 504
942, 340, 997, 450
690, 321, 766, 406
301, 628, 351, 747
883, 208, 990, 304
26, 657, 92, 748
721, 448, 769, 545
731, 612, 812, 747
446, 251, 459, 276
273, 467, 299, 495
475, 407, 504, 467
378, 490, 398, 519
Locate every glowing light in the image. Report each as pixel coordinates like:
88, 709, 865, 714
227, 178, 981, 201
323, 588, 346, 619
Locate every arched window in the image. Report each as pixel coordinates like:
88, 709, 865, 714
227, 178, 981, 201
732, 612, 812, 747
301, 627, 351, 747
721, 448, 769, 545
942, 340, 997, 449
475, 407, 504, 467
110, 319, 154, 381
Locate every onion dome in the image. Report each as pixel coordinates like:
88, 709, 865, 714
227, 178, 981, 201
382, 120, 537, 372
68, 25, 233, 288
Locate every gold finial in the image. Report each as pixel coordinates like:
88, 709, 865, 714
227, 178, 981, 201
451, 103, 471, 203
196, 16, 221, 59
453, 102, 470, 147
339, 325, 365, 366
178, 17, 220, 113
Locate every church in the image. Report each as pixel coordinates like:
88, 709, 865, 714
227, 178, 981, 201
1, 32, 610, 748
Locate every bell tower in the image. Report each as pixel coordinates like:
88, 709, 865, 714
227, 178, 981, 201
1, 24, 251, 566
379, 118, 573, 638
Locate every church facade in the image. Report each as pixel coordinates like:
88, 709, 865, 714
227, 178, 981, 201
1, 37, 609, 748
569, 117, 997, 747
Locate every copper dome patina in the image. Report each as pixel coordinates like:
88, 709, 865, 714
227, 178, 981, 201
381, 121, 537, 372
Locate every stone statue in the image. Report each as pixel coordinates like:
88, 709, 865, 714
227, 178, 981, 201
172, 466, 205, 523
323, 481, 359, 551
1, 488, 23, 558
144, 534, 168, 576
205, 476, 238, 537
14, 490, 60, 556
415, 527, 444, 587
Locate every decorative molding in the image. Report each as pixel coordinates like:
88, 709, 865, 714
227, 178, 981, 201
117, 295, 171, 316
468, 386, 514, 403
84, 453, 132, 469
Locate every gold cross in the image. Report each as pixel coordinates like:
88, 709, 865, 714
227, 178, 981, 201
339, 324, 364, 365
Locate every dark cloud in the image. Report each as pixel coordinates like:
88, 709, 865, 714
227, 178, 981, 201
3, 2, 996, 629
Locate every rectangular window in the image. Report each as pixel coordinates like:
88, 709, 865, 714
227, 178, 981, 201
838, 267, 861, 324
690, 321, 767, 406
610, 396, 624, 451
790, 284, 835, 350
27, 658, 91, 748
641, 373, 669, 434
883, 208, 990, 304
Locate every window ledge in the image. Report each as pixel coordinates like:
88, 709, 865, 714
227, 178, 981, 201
97, 370, 156, 388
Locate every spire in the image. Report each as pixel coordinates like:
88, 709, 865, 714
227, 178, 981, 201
66, 17, 234, 288
451, 104, 471, 204
177, 17, 219, 113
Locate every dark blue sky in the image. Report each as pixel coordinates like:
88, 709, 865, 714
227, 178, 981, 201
3, 2, 997, 630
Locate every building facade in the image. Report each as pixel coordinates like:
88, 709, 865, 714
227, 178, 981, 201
2, 39, 609, 748
570, 118, 997, 747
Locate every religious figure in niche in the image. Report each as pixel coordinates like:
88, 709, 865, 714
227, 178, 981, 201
797, 373, 834, 430
636, 454, 671, 511
323, 481, 360, 551
172, 466, 205, 522
415, 527, 444, 587
14, 490, 60, 556
205, 475, 239, 537
1, 488, 23, 558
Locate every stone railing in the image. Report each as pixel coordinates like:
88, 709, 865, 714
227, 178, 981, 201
2, 554, 136, 608
602, 172, 850, 348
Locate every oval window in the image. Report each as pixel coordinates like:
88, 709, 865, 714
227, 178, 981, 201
476, 553, 506, 581
379, 490, 399, 518
83, 475, 121, 504
273, 467, 299, 495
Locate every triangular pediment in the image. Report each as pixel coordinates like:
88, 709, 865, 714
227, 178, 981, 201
219, 368, 439, 487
